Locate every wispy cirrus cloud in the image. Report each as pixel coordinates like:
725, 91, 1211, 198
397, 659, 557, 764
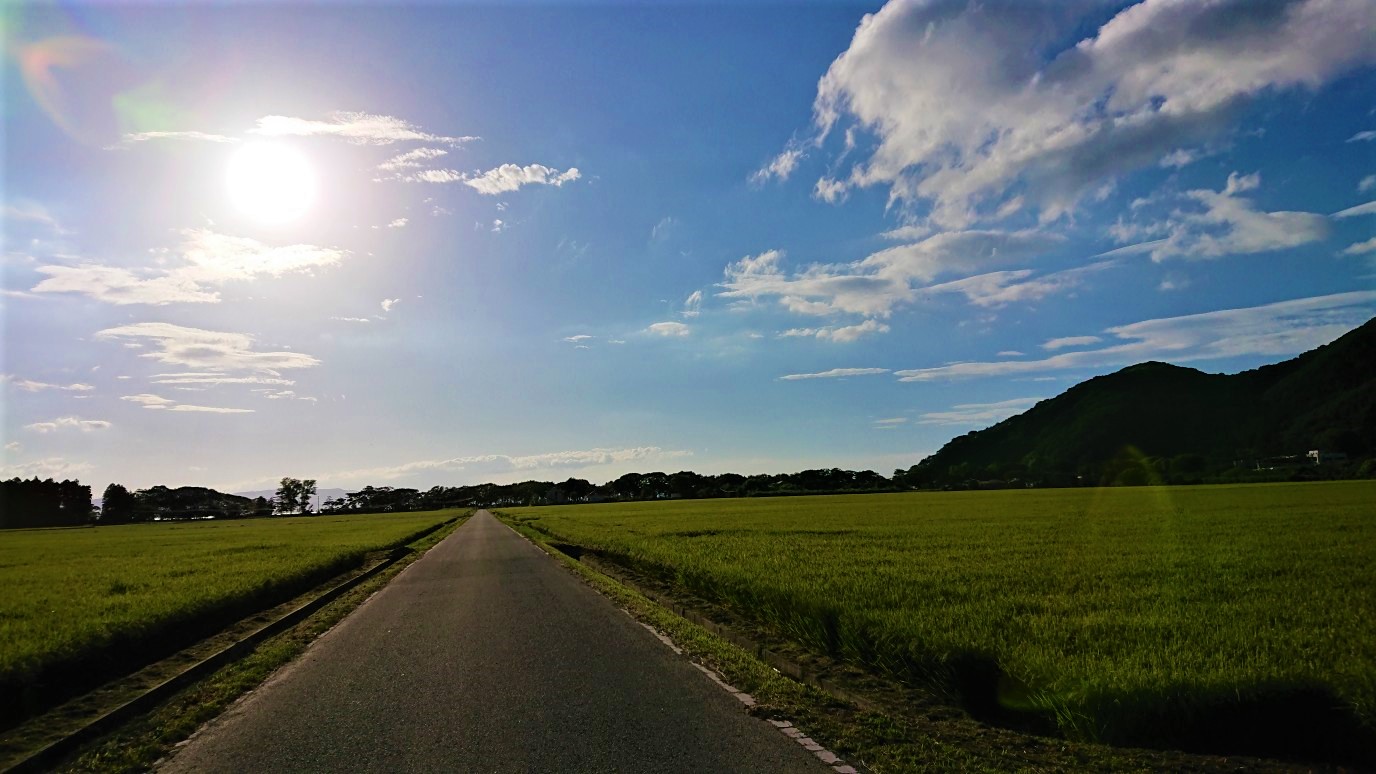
25, 416, 111, 433
377, 147, 448, 171
31, 229, 346, 305
790, 0, 1375, 226
114, 131, 238, 146
2, 375, 94, 392
778, 367, 889, 381
780, 319, 889, 343
251, 112, 477, 146
96, 323, 320, 374
327, 446, 692, 483
894, 291, 1376, 382
1110, 173, 1330, 261
0, 457, 93, 479
917, 397, 1044, 427
121, 392, 254, 413
1042, 335, 1102, 351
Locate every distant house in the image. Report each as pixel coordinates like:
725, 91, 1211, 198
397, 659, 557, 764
1308, 450, 1349, 465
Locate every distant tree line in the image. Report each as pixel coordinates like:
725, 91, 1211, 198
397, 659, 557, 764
0, 478, 93, 528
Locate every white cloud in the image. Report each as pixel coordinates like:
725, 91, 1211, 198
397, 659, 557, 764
460, 164, 581, 195
31, 229, 345, 305
167, 404, 255, 414
922, 260, 1115, 308
997, 351, 1024, 357
682, 290, 703, 318
31, 265, 220, 305
917, 397, 1043, 426
4, 441, 19, 452
1042, 335, 1103, 351
407, 169, 466, 183
562, 334, 593, 343
894, 291, 1376, 382
121, 392, 254, 413
122, 394, 175, 408
1333, 201, 1376, 219
177, 229, 344, 281
751, 147, 805, 185
3, 201, 65, 233
718, 230, 1063, 320
377, 148, 448, 171
779, 367, 890, 381
150, 374, 295, 386
1159, 148, 1202, 169
879, 224, 932, 241
1349, 130, 1376, 142
328, 446, 692, 482
1130, 173, 1330, 261
646, 321, 690, 337
256, 389, 316, 402
96, 323, 320, 374
251, 112, 477, 145
25, 416, 112, 433
1358, 175, 1375, 193
115, 131, 238, 145
381, 298, 400, 313
780, 319, 890, 343
796, 0, 1375, 226
0, 457, 93, 479
387, 218, 409, 229
332, 316, 371, 323
2, 375, 94, 393
1341, 237, 1376, 256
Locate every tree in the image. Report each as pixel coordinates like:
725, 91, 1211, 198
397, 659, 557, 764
101, 483, 137, 525
275, 478, 301, 515
300, 479, 317, 514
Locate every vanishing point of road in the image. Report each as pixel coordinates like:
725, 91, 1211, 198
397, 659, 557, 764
161, 510, 828, 772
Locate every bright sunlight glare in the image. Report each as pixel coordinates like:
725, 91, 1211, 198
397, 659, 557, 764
225, 142, 315, 223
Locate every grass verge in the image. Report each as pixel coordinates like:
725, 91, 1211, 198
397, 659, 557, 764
37, 514, 469, 774
498, 512, 1312, 773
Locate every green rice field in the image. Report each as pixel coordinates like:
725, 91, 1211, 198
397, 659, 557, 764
0, 510, 461, 726
501, 482, 1376, 760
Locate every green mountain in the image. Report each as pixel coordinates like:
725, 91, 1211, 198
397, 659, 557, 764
912, 317, 1376, 486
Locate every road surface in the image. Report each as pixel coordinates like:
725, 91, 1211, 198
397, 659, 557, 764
161, 510, 826, 772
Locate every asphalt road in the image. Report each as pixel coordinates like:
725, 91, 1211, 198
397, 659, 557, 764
161, 510, 826, 772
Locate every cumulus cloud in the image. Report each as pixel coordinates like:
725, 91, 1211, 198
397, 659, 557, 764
387, 218, 409, 229
328, 446, 692, 482
780, 319, 890, 342
31, 229, 345, 305
778, 367, 890, 381
792, 0, 1375, 226
2, 375, 94, 393
251, 112, 477, 145
646, 321, 690, 337
460, 164, 581, 195
894, 290, 1376, 381
25, 416, 111, 433
917, 397, 1044, 426
718, 230, 1063, 321
96, 323, 320, 374
381, 298, 400, 313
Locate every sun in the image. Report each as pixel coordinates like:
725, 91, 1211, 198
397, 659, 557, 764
225, 142, 315, 223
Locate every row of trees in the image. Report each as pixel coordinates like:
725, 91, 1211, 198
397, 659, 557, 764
0, 478, 93, 529
320, 468, 902, 514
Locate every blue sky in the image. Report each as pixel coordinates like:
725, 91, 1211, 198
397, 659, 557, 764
3, 0, 1375, 493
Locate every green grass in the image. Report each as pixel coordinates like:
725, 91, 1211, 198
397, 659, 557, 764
501, 482, 1376, 761
0, 510, 459, 726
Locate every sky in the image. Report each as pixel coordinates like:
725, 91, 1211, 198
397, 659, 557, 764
2, 0, 1375, 494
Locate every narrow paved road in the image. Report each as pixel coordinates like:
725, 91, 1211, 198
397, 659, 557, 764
162, 511, 825, 772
